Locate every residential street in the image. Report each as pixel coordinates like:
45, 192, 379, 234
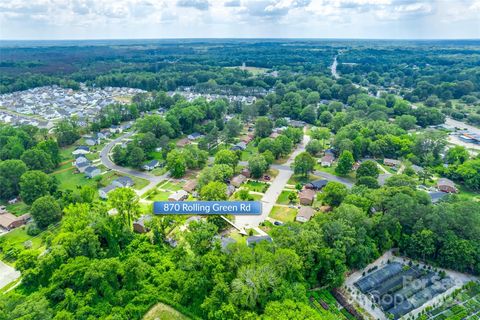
99, 131, 169, 196
0, 261, 20, 290
235, 128, 310, 228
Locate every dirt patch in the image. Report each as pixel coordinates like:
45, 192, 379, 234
143, 302, 190, 320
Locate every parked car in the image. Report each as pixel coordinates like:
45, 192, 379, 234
263, 175, 271, 181
274, 221, 283, 226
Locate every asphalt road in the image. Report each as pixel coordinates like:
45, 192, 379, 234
99, 131, 168, 196
0, 261, 20, 290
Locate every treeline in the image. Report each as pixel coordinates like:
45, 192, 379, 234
0, 179, 478, 319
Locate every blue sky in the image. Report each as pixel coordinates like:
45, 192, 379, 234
0, 0, 479, 40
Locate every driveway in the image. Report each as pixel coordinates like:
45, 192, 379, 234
235, 128, 310, 228
0, 261, 20, 290
99, 131, 168, 196
313, 170, 354, 189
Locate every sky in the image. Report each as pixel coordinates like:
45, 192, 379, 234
0, 0, 479, 40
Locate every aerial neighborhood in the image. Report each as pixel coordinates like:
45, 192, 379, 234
0, 39, 479, 320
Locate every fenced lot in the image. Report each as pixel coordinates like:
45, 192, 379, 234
419, 282, 480, 320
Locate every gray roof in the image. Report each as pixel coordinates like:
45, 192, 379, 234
84, 166, 99, 174
76, 161, 90, 168
246, 235, 272, 246
100, 184, 117, 193
134, 215, 152, 227
114, 176, 134, 186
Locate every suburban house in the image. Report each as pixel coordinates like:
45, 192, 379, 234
112, 176, 134, 188
429, 191, 449, 203
187, 132, 204, 140
99, 184, 118, 199
231, 141, 247, 151
72, 146, 90, 155
168, 190, 189, 201
73, 155, 89, 166
183, 180, 197, 193
0, 208, 30, 231
437, 178, 458, 193
304, 179, 328, 190
384, 158, 401, 167
109, 125, 123, 134
231, 174, 246, 188
85, 137, 98, 146
320, 154, 335, 167
296, 206, 315, 223
76, 161, 91, 173
299, 189, 316, 205
142, 159, 159, 171
246, 235, 273, 247
84, 166, 101, 178
241, 168, 251, 178
133, 215, 152, 233
176, 138, 190, 147
220, 236, 237, 252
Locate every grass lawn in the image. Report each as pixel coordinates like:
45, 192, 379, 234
269, 205, 298, 223
457, 185, 480, 201
160, 180, 184, 191
0, 225, 48, 263
53, 168, 97, 191
229, 230, 247, 245
277, 190, 296, 205
143, 302, 190, 320
287, 174, 321, 185
243, 180, 269, 193
240, 144, 258, 161
4, 201, 30, 216
231, 191, 263, 201
151, 167, 167, 176
147, 190, 171, 201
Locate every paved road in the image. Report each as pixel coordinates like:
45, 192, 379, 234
331, 55, 339, 79
99, 131, 168, 196
313, 170, 354, 188
0, 261, 20, 290
235, 128, 310, 229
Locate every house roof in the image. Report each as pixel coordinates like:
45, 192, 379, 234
322, 154, 335, 162
183, 180, 197, 192
437, 178, 455, 187
231, 174, 246, 185
0, 212, 19, 228
100, 184, 118, 193
84, 166, 99, 174
384, 158, 401, 165
169, 190, 188, 201
75, 146, 89, 151
306, 179, 328, 189
246, 235, 272, 245
134, 215, 152, 228
299, 189, 316, 200
297, 206, 315, 221
429, 192, 448, 203
144, 159, 159, 167
76, 161, 90, 168
114, 176, 134, 186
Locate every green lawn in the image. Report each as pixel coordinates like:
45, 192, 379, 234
143, 302, 190, 320
287, 174, 321, 185
0, 226, 46, 263
269, 205, 298, 222
240, 144, 258, 161
53, 168, 97, 191
457, 185, 480, 201
276, 190, 297, 205
147, 190, 171, 201
159, 181, 184, 191
4, 201, 30, 217
242, 181, 269, 193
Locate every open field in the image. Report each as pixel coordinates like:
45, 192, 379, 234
143, 302, 190, 320
269, 205, 297, 222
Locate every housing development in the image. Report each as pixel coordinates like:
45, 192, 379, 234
0, 5, 480, 319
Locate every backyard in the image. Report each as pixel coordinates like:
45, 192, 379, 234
269, 205, 298, 223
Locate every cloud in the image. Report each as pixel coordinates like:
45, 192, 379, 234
224, 0, 241, 7
177, 0, 210, 10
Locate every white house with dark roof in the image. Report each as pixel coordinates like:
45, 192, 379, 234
142, 160, 159, 171
84, 166, 101, 179
72, 146, 90, 155
99, 184, 118, 199
112, 176, 134, 188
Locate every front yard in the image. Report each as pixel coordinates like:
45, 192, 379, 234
269, 205, 298, 223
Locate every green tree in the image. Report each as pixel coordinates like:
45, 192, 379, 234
310, 127, 330, 148
446, 146, 469, 164
224, 118, 243, 140
19, 170, 53, 205
248, 155, 269, 179
127, 146, 144, 168
108, 187, 140, 231
166, 149, 187, 178
215, 149, 239, 171
254, 117, 273, 138
21, 149, 54, 173
305, 139, 322, 155
300, 105, 317, 124
200, 181, 227, 200
31, 195, 62, 229
321, 182, 348, 206
356, 160, 379, 179
0, 159, 28, 200
335, 150, 354, 175
356, 176, 380, 189
292, 152, 315, 177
